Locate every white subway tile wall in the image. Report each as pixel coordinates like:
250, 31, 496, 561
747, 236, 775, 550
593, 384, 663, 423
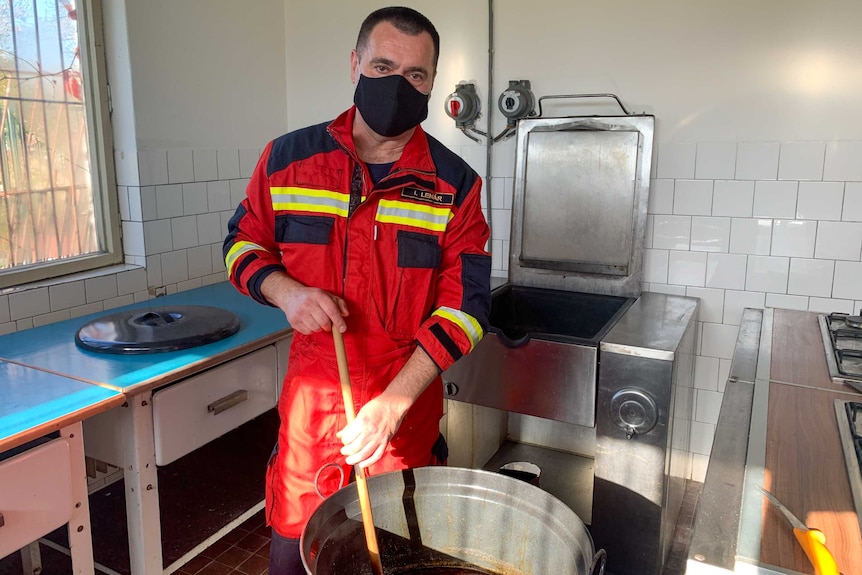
730, 218, 772, 255
796, 182, 844, 221
193, 149, 219, 182
167, 149, 194, 184
653, 215, 691, 250
690, 217, 730, 252
674, 180, 713, 216
771, 219, 817, 258
777, 142, 825, 181
712, 180, 754, 217
844, 183, 862, 221
48, 281, 87, 311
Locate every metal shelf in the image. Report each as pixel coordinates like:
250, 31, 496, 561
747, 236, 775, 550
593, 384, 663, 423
481, 440, 594, 524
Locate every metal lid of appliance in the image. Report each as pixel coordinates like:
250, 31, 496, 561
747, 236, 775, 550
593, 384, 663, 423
508, 99, 654, 298
75, 305, 240, 354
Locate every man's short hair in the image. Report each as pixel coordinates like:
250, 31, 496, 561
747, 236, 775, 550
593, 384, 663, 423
356, 6, 440, 68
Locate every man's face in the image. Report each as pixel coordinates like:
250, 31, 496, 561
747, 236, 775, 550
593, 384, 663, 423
351, 21, 436, 96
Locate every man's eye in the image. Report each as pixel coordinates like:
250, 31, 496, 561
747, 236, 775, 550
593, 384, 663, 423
374, 65, 389, 73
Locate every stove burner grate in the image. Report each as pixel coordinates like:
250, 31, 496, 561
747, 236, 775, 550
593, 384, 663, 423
845, 402, 862, 476
824, 313, 862, 381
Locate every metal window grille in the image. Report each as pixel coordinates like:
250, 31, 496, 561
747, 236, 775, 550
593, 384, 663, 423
0, 0, 118, 286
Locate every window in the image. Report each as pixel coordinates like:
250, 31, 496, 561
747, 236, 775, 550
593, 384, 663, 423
0, 0, 120, 289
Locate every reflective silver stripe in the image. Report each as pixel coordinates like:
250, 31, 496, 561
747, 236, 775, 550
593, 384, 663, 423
270, 187, 349, 217
376, 199, 451, 232
225, 241, 266, 276
432, 306, 483, 350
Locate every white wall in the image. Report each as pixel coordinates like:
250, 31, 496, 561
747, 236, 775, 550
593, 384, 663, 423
123, 0, 287, 149
492, 0, 862, 143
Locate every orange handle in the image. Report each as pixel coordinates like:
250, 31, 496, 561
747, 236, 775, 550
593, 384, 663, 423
333, 329, 384, 575
793, 527, 839, 575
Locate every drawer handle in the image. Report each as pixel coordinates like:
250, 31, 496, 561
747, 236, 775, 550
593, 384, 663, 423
0, 511, 4, 528
207, 390, 248, 415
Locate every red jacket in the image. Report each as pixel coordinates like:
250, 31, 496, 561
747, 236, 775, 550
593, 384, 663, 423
224, 107, 491, 536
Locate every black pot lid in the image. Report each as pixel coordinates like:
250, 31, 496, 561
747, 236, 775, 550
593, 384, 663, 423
75, 305, 240, 354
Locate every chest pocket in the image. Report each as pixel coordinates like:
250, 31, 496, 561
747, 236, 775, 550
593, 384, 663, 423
375, 230, 441, 340
398, 230, 441, 268
275, 214, 334, 244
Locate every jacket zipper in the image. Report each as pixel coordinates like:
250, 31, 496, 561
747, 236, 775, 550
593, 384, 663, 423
342, 162, 364, 297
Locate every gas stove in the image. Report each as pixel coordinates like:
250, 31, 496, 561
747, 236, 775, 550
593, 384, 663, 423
835, 400, 862, 536
823, 313, 862, 535
819, 313, 862, 393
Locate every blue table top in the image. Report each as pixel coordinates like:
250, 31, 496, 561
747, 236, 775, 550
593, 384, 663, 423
0, 360, 123, 448
0, 282, 291, 393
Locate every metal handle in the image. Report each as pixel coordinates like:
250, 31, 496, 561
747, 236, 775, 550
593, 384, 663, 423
537, 93, 630, 117
313, 462, 347, 499
207, 389, 248, 415
590, 548, 607, 575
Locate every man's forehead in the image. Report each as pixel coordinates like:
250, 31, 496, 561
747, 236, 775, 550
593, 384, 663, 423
363, 21, 435, 57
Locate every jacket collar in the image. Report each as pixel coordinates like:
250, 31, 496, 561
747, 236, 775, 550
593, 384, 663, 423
327, 106, 437, 192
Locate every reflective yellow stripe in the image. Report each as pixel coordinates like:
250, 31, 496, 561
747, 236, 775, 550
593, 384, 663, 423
225, 241, 266, 276
432, 307, 483, 351
271, 187, 350, 217
376, 199, 452, 232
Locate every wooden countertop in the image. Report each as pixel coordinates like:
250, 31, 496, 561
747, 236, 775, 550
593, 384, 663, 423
760, 309, 862, 574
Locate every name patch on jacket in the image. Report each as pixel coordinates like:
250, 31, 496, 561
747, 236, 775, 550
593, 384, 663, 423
401, 187, 454, 206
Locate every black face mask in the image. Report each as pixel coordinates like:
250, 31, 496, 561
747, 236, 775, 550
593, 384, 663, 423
353, 74, 429, 137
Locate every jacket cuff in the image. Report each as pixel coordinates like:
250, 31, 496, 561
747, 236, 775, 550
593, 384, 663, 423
416, 323, 464, 373
248, 264, 285, 307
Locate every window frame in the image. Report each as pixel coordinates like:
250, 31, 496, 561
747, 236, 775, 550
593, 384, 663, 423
0, 0, 122, 289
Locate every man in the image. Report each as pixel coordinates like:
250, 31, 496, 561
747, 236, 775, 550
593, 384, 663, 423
223, 6, 491, 573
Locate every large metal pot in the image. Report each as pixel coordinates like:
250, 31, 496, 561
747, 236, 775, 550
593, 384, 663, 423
301, 466, 605, 575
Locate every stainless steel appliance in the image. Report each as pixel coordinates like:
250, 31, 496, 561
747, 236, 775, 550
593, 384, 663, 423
442, 97, 699, 575
835, 400, 862, 536
824, 314, 862, 534
819, 313, 862, 393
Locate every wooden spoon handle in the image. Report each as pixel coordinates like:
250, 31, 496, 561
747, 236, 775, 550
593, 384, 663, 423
332, 329, 384, 575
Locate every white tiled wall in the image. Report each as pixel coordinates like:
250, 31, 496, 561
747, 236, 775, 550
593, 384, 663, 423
0, 147, 256, 334
485, 138, 862, 481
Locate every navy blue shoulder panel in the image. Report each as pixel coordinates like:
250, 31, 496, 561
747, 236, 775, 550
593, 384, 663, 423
267, 120, 338, 177
425, 133, 479, 208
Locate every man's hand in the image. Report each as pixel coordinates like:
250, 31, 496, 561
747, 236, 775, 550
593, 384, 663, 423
336, 348, 439, 469
260, 272, 348, 335
337, 394, 410, 468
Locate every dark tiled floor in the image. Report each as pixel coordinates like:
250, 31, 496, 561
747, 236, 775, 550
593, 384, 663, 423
0, 510, 271, 575
175, 510, 270, 575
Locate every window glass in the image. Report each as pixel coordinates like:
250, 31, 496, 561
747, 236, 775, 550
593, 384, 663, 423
0, 0, 119, 288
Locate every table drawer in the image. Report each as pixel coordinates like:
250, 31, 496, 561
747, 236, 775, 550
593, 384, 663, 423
152, 345, 278, 465
0, 438, 73, 558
